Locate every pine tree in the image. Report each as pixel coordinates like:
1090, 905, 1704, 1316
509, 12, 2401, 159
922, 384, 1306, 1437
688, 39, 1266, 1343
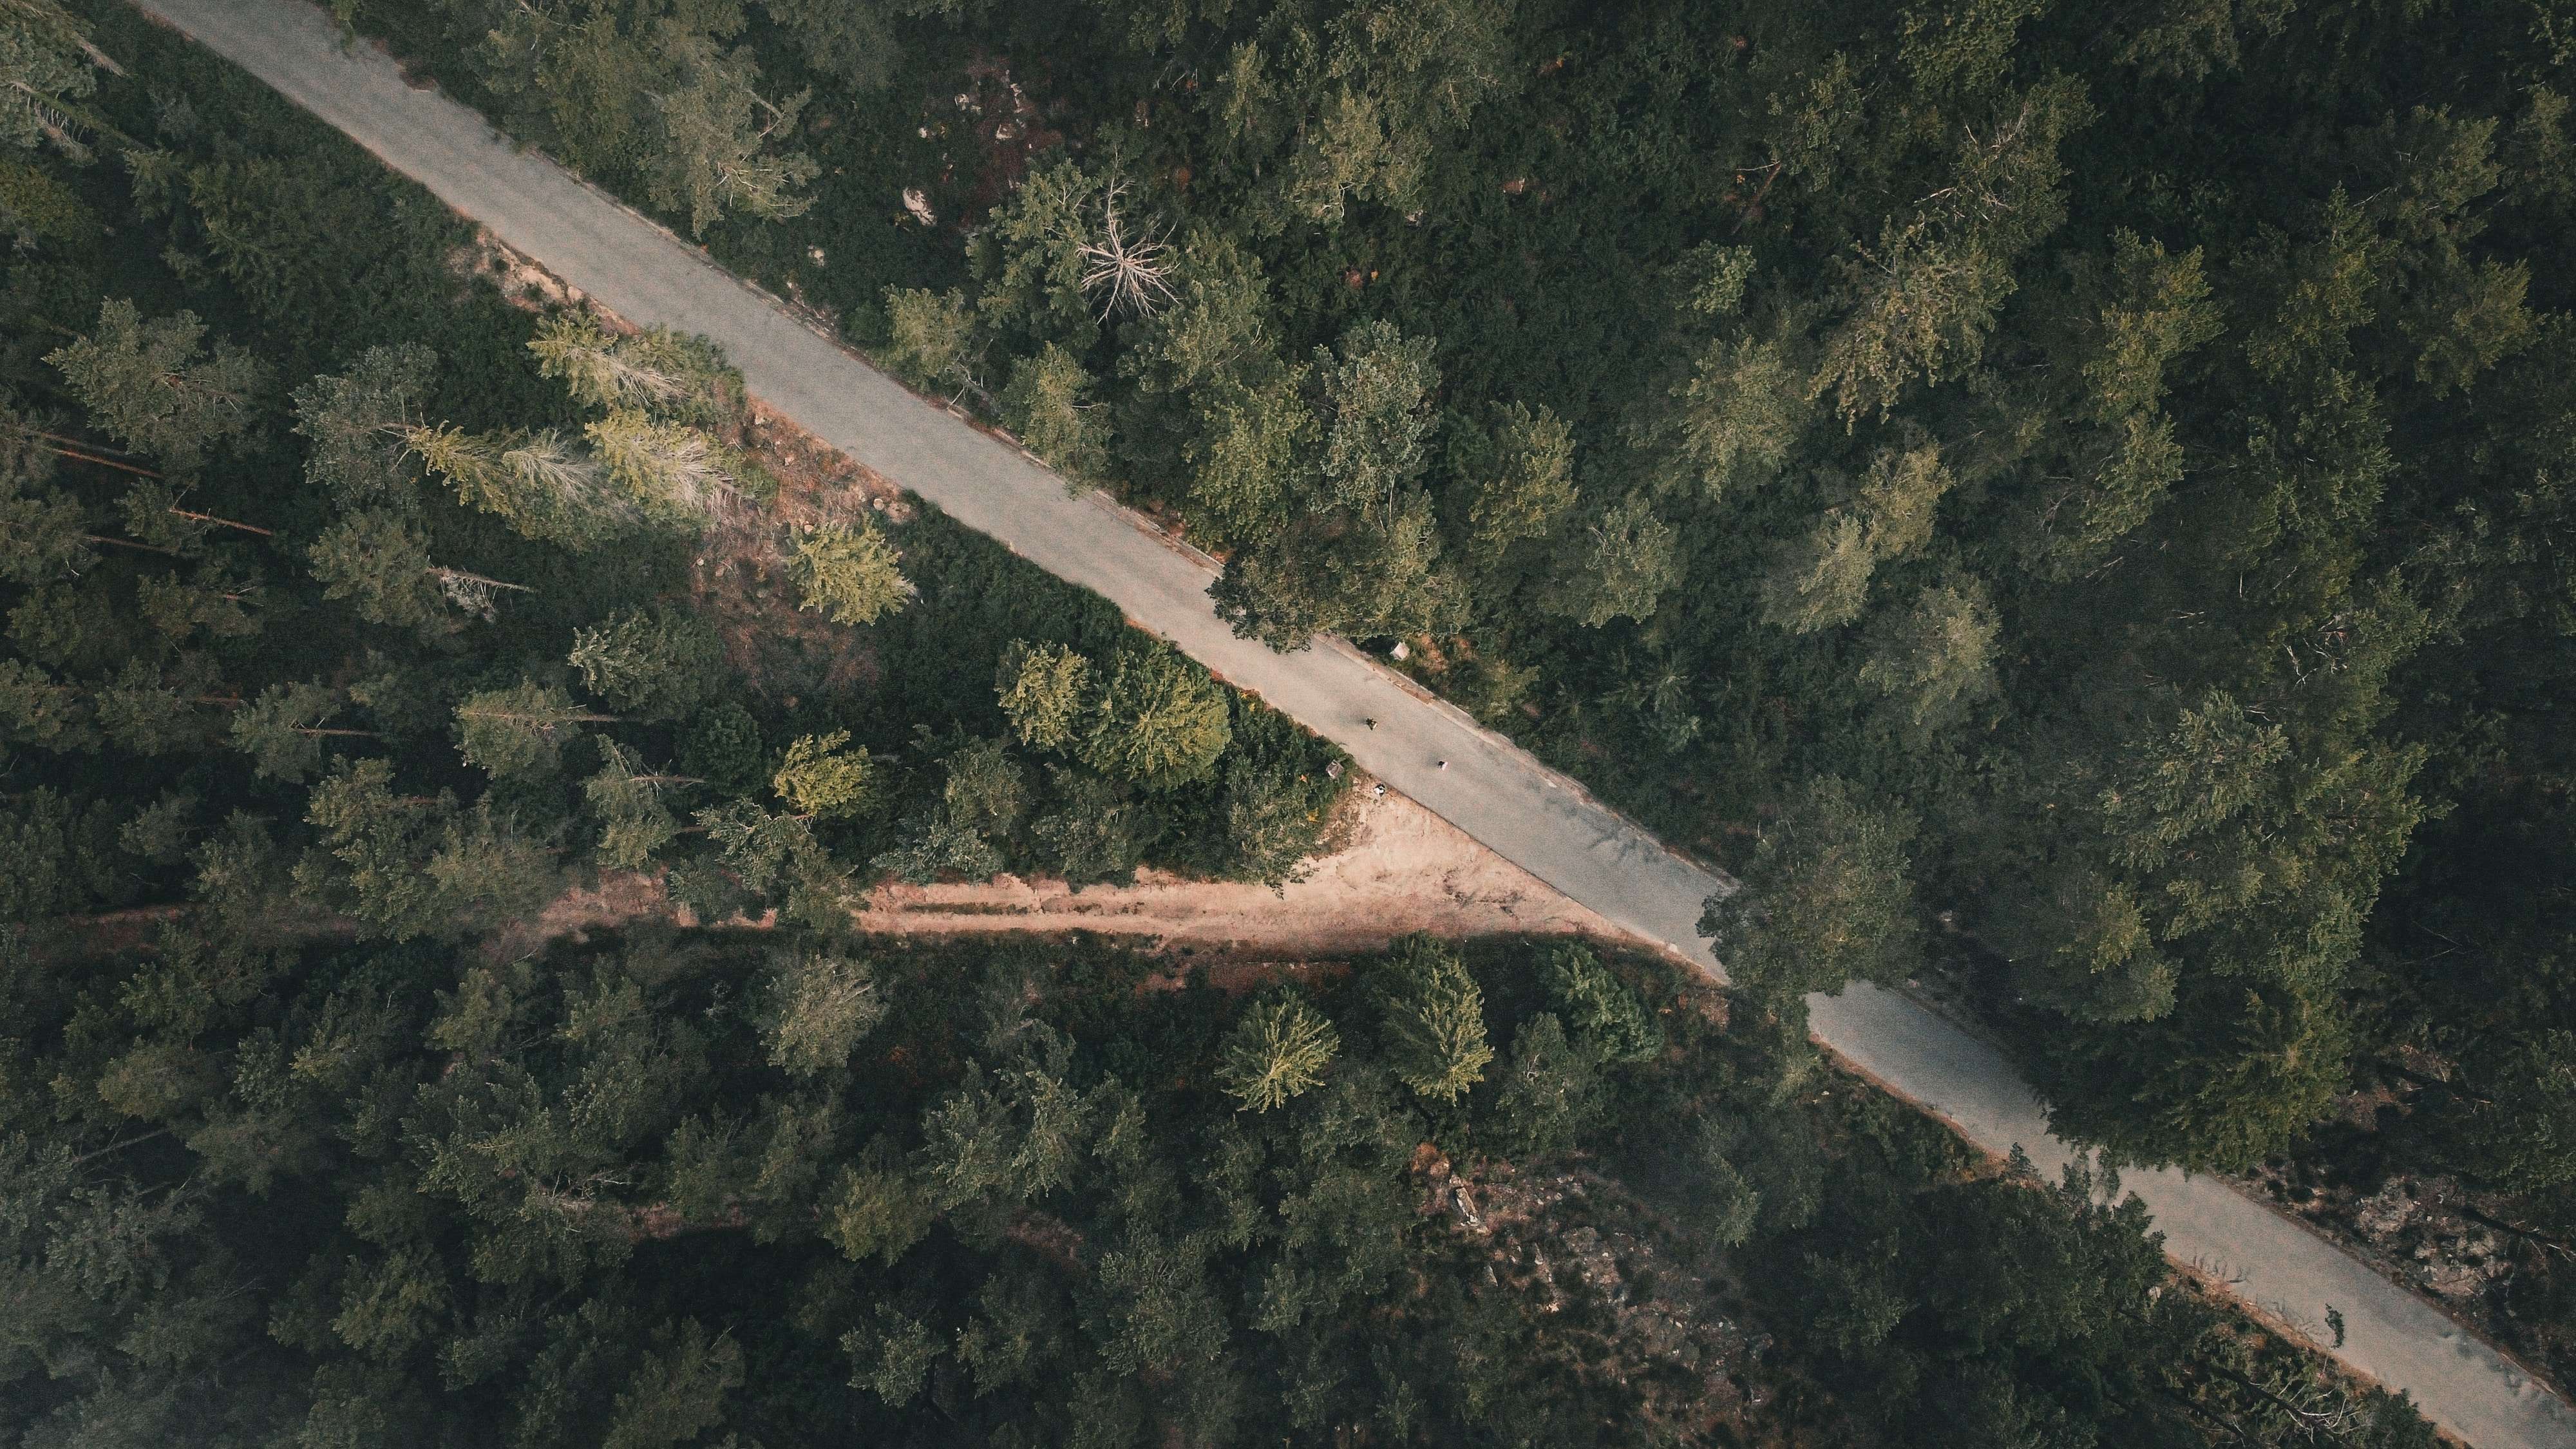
601, 1320, 743, 1449
584, 409, 736, 526
0, 657, 96, 751
647, 41, 819, 237
454, 679, 611, 780
4, 1, 117, 140
0, 478, 93, 585
994, 639, 1091, 751
790, 516, 910, 625
46, 299, 267, 469
999, 344, 1108, 478
567, 605, 724, 719
406, 422, 629, 549
583, 741, 694, 870
1080, 643, 1231, 791
292, 343, 437, 511
310, 509, 529, 635
1542, 945, 1663, 1066
761, 949, 886, 1077
529, 313, 740, 426
880, 287, 980, 395
772, 730, 875, 819
1215, 994, 1340, 1112
297, 757, 456, 940
1493, 1012, 1604, 1157
1372, 936, 1493, 1103
229, 680, 375, 783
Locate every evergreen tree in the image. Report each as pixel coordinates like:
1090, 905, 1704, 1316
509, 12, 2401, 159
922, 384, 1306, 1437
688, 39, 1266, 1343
1371, 935, 1493, 1103
293, 343, 438, 511
1493, 1012, 1604, 1157
1215, 994, 1340, 1111
771, 730, 875, 819
998, 343, 1108, 478
229, 680, 375, 783
1080, 642, 1231, 790
583, 740, 694, 869
880, 287, 980, 395
643, 40, 818, 236
454, 679, 611, 780
1700, 777, 1920, 1003
760, 947, 885, 1077
994, 639, 1090, 750
1542, 944, 1664, 1066
567, 605, 724, 719
46, 299, 266, 469
790, 516, 910, 625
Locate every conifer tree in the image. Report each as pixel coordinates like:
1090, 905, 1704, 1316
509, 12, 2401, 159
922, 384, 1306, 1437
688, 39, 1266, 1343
647, 41, 819, 236
772, 730, 875, 819
567, 605, 724, 719
583, 741, 694, 869
790, 516, 910, 625
1215, 994, 1340, 1112
1372, 936, 1493, 1103
1080, 643, 1231, 790
229, 680, 375, 783
0, 478, 93, 585
994, 639, 1090, 750
292, 343, 437, 511
760, 948, 886, 1077
880, 287, 980, 395
454, 679, 611, 780
1542, 945, 1664, 1066
999, 344, 1108, 478
46, 300, 266, 469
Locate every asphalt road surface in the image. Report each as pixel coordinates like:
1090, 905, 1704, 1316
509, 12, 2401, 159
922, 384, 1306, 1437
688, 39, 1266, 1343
127, 1, 2576, 1441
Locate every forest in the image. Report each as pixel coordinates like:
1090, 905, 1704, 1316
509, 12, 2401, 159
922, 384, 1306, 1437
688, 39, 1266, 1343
0, 0, 2561, 1440
308, 0, 2576, 1392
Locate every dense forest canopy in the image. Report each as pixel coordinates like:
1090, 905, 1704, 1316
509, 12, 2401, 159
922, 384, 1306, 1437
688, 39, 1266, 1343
339, 0, 2576, 1195
0, 15, 2448, 1441
0, 0, 2560, 1439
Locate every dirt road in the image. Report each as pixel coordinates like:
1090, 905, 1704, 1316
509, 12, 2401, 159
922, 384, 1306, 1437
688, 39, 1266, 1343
126, 1, 2576, 1441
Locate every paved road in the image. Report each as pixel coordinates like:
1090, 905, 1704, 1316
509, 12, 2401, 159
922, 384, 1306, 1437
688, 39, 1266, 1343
129, 2, 2576, 1441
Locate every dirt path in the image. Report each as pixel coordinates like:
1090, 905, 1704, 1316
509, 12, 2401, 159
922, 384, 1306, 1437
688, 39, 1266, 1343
849, 788, 1625, 952
520, 787, 1632, 961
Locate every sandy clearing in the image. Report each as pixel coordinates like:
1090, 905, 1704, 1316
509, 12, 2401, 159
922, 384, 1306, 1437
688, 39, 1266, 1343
512, 786, 1636, 961
849, 786, 1631, 952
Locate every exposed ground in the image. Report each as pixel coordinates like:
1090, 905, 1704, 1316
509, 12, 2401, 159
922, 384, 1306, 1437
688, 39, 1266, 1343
519, 784, 1633, 963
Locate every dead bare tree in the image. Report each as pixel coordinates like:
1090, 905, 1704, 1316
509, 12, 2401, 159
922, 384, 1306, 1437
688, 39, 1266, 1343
1076, 180, 1178, 321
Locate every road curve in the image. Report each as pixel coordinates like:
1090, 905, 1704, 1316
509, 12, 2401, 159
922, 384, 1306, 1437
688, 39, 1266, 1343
129, 1, 2576, 1441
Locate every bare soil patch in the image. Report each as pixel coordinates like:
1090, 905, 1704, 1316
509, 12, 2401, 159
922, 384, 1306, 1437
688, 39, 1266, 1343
848, 786, 1625, 954
519, 785, 1635, 963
